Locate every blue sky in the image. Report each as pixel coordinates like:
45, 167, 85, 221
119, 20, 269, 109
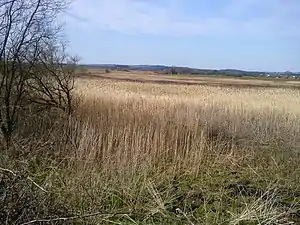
64, 0, 300, 72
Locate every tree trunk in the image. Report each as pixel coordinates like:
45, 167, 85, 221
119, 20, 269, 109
1, 123, 17, 157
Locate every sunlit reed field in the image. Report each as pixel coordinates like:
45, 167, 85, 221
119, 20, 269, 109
2, 74, 300, 224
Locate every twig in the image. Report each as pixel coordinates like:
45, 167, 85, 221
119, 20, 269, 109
20, 212, 126, 225
176, 208, 195, 225
0, 167, 48, 193
22, 210, 187, 225
0, 167, 17, 176
26, 176, 48, 193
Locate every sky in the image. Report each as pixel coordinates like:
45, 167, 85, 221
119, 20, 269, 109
64, 0, 300, 72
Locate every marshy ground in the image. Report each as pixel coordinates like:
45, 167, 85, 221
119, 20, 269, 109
1, 70, 300, 224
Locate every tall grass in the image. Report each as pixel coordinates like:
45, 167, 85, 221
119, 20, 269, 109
1, 78, 300, 224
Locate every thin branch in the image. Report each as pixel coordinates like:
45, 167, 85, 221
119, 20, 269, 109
0, 167, 48, 193
26, 176, 48, 193
21, 210, 185, 225
0, 166, 17, 176
176, 208, 195, 225
21, 211, 130, 225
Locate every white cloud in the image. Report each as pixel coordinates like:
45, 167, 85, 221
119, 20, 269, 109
65, 0, 300, 37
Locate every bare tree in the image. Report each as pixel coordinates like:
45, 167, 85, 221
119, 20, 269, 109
26, 42, 79, 114
0, 0, 76, 150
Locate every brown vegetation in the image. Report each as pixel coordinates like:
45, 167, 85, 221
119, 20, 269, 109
1, 73, 300, 224
80, 69, 300, 89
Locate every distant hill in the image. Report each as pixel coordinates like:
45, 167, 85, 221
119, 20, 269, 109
81, 64, 299, 77
85, 64, 169, 71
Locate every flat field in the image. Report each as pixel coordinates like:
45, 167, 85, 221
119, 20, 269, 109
2, 70, 300, 224
73, 71, 300, 224
82, 69, 300, 88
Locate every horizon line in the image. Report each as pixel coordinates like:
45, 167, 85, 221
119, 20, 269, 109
79, 63, 299, 74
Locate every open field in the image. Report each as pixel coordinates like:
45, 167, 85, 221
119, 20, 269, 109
1, 73, 300, 224
81, 69, 300, 89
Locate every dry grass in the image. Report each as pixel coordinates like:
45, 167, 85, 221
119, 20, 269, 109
1, 74, 300, 224
81, 69, 300, 89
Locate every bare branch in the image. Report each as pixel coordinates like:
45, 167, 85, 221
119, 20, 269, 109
0, 0, 77, 151
0, 167, 48, 192
0, 166, 17, 175
20, 212, 122, 225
